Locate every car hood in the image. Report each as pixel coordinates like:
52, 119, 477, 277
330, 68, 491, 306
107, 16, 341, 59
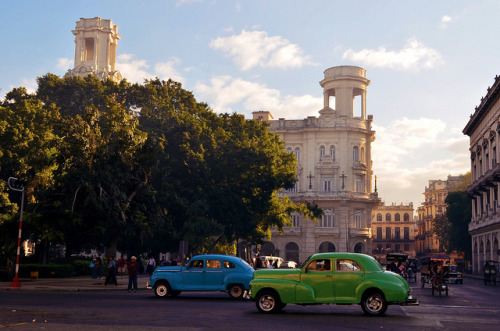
253, 268, 301, 282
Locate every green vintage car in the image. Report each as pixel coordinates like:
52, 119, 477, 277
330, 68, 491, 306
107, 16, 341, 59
249, 252, 418, 316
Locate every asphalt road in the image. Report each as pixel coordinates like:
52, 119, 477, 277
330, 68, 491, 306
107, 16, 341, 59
1, 276, 499, 330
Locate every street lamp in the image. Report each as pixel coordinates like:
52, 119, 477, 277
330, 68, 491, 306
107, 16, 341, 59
8, 177, 25, 288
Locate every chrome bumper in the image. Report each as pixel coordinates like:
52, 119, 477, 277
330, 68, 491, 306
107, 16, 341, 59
401, 295, 419, 306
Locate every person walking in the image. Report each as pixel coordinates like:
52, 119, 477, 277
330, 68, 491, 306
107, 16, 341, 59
127, 256, 139, 292
146, 256, 156, 275
104, 256, 118, 286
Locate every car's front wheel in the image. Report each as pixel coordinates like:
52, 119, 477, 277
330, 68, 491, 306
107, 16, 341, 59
228, 284, 244, 299
256, 290, 283, 313
361, 291, 387, 316
154, 282, 171, 298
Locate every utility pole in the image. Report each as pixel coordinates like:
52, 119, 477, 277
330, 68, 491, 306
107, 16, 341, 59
8, 177, 25, 288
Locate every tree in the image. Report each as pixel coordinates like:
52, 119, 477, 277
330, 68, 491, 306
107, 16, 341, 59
445, 190, 472, 259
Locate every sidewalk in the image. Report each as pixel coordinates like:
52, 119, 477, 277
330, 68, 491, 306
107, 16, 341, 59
0, 274, 150, 292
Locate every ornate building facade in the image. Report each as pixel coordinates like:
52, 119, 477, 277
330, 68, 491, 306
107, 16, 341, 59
463, 74, 500, 273
371, 202, 415, 264
415, 176, 464, 256
64, 17, 122, 82
254, 66, 380, 264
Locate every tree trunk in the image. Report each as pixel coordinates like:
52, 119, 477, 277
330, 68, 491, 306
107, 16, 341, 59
106, 235, 119, 258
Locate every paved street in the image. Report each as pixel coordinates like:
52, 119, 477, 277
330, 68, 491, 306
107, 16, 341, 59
1, 275, 499, 330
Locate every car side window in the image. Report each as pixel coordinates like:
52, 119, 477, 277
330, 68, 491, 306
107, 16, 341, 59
190, 260, 204, 268
223, 261, 236, 269
207, 260, 221, 269
336, 259, 362, 272
307, 259, 331, 271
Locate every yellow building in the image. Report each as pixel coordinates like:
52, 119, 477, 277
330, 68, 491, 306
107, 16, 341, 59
415, 176, 464, 256
371, 203, 415, 264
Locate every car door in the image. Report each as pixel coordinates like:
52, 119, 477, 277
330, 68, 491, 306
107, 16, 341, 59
204, 259, 224, 290
333, 258, 365, 303
183, 259, 205, 290
298, 258, 334, 302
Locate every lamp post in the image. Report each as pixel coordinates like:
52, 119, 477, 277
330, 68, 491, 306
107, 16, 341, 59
8, 177, 25, 288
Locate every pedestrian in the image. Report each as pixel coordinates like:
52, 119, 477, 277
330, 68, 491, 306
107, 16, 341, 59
117, 255, 127, 276
146, 256, 156, 275
95, 257, 102, 279
127, 256, 139, 292
104, 256, 118, 286
90, 257, 97, 279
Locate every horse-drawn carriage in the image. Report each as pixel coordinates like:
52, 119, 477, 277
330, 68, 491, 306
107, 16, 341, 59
420, 256, 450, 296
483, 260, 498, 286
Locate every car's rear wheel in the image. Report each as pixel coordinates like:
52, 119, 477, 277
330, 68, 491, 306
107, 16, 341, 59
154, 282, 171, 298
228, 284, 244, 299
256, 290, 283, 313
361, 291, 387, 316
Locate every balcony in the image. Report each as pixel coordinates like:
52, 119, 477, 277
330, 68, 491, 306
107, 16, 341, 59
468, 162, 500, 196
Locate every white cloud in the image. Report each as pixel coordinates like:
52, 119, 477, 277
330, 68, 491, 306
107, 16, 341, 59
372, 117, 470, 206
194, 75, 322, 118
210, 30, 315, 71
342, 38, 444, 71
56, 58, 73, 71
440, 15, 452, 29
116, 54, 185, 84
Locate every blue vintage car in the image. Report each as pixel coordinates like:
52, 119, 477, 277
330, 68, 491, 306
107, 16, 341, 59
146, 254, 254, 299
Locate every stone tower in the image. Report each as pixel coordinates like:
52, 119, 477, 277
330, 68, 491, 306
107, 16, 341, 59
253, 66, 380, 263
64, 17, 122, 82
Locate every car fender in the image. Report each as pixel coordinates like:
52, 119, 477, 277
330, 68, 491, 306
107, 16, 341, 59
251, 278, 312, 303
355, 277, 408, 303
223, 272, 253, 290
151, 269, 183, 290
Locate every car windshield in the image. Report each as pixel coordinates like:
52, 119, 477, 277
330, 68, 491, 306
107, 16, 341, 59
239, 258, 253, 270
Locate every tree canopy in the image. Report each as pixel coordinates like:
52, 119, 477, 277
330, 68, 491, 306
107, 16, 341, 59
0, 75, 320, 263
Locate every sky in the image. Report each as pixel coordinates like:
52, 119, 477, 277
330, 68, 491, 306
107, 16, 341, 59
2, 0, 500, 211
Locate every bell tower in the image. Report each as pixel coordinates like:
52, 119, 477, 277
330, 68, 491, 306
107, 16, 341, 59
65, 17, 122, 82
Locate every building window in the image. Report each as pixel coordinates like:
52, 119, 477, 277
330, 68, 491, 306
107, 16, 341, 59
286, 147, 292, 153
353, 146, 359, 162
386, 213, 391, 222
295, 148, 300, 163
377, 213, 382, 221
395, 213, 400, 221
386, 243, 391, 251
330, 145, 336, 161
386, 227, 391, 239
395, 244, 401, 252
404, 227, 409, 240
360, 147, 365, 163
404, 244, 410, 251
292, 214, 300, 227
355, 176, 362, 192
321, 176, 333, 192
320, 210, 334, 227
84, 38, 94, 61
320, 146, 325, 160
395, 227, 400, 240
404, 213, 410, 222
377, 227, 382, 239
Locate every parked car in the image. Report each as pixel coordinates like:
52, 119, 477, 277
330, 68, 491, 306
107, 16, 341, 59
282, 260, 298, 268
446, 264, 463, 284
147, 254, 254, 299
248, 252, 418, 316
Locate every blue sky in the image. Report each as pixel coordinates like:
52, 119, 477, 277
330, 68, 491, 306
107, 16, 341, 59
2, 0, 500, 210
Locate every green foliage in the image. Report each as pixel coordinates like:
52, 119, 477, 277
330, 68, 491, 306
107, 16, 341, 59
18, 264, 75, 278
445, 190, 472, 258
0, 75, 318, 263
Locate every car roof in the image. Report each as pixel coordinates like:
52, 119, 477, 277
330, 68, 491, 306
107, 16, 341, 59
309, 252, 382, 271
191, 254, 241, 261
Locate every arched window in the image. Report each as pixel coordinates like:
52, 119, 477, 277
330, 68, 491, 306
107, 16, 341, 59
360, 147, 365, 162
286, 147, 292, 153
353, 146, 359, 162
385, 213, 391, 222
395, 213, 401, 221
404, 213, 410, 222
295, 148, 300, 163
318, 241, 336, 253
320, 146, 325, 160
285, 242, 299, 262
377, 213, 382, 221
330, 145, 336, 161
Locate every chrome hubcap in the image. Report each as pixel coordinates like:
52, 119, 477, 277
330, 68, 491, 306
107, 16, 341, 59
366, 295, 382, 312
259, 295, 275, 311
